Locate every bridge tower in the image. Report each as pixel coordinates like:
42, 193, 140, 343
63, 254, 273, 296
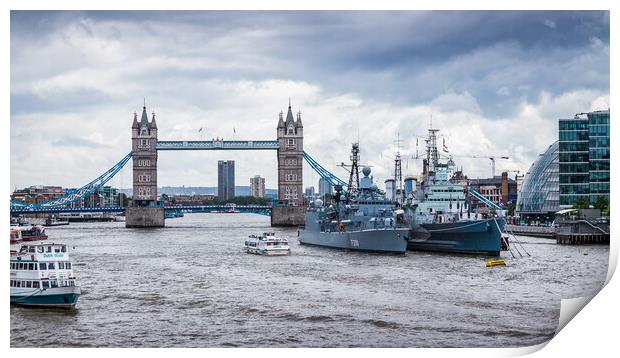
126, 105, 165, 227
272, 101, 306, 226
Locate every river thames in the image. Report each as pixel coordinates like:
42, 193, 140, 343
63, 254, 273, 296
10, 213, 609, 348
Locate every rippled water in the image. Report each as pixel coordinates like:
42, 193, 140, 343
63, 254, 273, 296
10, 213, 609, 347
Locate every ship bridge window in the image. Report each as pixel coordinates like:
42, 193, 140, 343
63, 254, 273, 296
28, 247, 35, 253
59, 262, 65, 269
54, 247, 61, 253
39, 263, 47, 270
37, 246, 44, 253
46, 246, 52, 253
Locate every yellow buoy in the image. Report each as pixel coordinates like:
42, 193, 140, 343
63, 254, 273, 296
486, 259, 506, 267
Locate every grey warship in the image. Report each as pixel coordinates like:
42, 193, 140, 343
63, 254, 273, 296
298, 143, 409, 253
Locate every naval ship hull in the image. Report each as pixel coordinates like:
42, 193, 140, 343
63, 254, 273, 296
299, 228, 409, 253
407, 218, 505, 256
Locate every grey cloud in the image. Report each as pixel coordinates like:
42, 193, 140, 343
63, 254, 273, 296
51, 136, 111, 149
10, 11, 610, 189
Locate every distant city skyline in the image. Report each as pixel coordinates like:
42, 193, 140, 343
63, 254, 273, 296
10, 11, 609, 191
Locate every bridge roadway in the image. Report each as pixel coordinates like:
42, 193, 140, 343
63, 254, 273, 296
10, 205, 273, 215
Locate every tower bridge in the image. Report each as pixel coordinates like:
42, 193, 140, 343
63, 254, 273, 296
127, 102, 305, 227
10, 102, 347, 227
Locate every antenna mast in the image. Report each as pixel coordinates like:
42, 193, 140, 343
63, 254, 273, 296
393, 132, 403, 204
346, 142, 360, 203
428, 128, 440, 171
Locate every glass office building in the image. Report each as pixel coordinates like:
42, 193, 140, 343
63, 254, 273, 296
558, 109, 610, 207
516, 141, 559, 221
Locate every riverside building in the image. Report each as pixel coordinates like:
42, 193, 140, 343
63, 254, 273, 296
515, 141, 559, 223
558, 109, 610, 207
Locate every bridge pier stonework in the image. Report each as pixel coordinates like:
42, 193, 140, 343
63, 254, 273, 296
272, 103, 306, 226
126, 105, 165, 228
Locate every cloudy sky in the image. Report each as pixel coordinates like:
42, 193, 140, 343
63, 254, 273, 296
10, 11, 610, 192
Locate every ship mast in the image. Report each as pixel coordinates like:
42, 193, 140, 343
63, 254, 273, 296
393, 133, 403, 204
345, 142, 360, 203
428, 128, 440, 171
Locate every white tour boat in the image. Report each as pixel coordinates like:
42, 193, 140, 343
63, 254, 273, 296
245, 233, 290, 256
10, 243, 81, 308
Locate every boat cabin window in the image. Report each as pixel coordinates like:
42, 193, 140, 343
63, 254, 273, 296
28, 263, 34, 270
66, 262, 72, 270
48, 262, 55, 270
26, 281, 32, 288
29, 246, 35, 253
37, 246, 44, 253
33, 281, 40, 288
61, 246, 66, 253
16, 281, 21, 287
42, 281, 50, 289
59, 262, 65, 269
46, 246, 52, 253
39, 263, 47, 270
54, 246, 61, 253
50, 281, 58, 288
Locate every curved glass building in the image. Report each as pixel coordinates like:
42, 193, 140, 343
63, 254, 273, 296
516, 141, 559, 221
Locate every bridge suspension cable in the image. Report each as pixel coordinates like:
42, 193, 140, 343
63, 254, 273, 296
302, 151, 347, 188
10, 152, 133, 209
12, 150, 344, 209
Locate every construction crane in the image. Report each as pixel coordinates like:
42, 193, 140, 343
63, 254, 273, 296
449, 155, 509, 177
